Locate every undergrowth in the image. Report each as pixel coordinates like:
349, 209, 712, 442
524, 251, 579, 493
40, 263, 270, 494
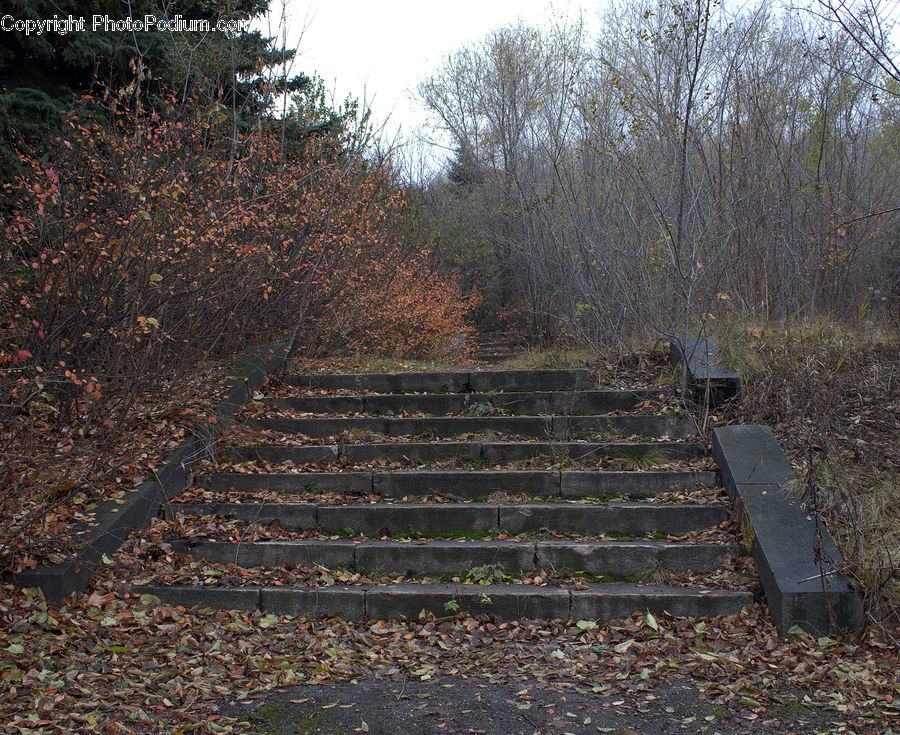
716, 318, 899, 627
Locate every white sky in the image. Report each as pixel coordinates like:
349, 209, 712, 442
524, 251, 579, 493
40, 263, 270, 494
261, 1, 591, 169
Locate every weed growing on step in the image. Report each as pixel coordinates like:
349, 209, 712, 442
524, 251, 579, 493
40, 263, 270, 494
462, 401, 497, 416
638, 561, 672, 584
614, 450, 669, 470
407, 530, 492, 541
465, 564, 509, 585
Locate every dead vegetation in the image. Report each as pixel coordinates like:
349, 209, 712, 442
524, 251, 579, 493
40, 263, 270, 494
716, 320, 899, 627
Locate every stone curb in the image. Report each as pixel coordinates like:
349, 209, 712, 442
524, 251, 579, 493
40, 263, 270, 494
7, 343, 291, 602
671, 336, 741, 406
712, 425, 864, 635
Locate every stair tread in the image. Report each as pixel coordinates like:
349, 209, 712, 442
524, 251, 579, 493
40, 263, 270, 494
134, 582, 754, 620
282, 368, 594, 393
252, 414, 695, 440
185, 538, 732, 546
195, 462, 717, 500
172, 500, 722, 510
138, 581, 749, 594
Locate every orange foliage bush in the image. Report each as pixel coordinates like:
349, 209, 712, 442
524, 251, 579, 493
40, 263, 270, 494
322, 247, 474, 358
0, 96, 471, 425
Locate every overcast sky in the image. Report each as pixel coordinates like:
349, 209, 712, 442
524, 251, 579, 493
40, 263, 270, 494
263, 0, 591, 170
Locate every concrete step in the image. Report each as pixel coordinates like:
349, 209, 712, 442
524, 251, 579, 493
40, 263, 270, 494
166, 500, 726, 536
271, 389, 659, 415
475, 351, 518, 360
468, 370, 593, 392
282, 368, 593, 393
177, 539, 736, 577
196, 472, 373, 494
472, 339, 514, 348
374, 469, 713, 499
221, 445, 340, 464
496, 503, 726, 535
221, 441, 705, 466
195, 469, 718, 499
167, 501, 319, 526
478, 441, 704, 464
136, 582, 753, 621
253, 414, 693, 439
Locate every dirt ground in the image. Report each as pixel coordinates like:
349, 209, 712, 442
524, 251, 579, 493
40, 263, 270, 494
224, 672, 842, 735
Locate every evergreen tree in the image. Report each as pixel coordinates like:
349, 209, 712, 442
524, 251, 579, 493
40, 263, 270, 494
447, 143, 484, 191
0, 0, 306, 182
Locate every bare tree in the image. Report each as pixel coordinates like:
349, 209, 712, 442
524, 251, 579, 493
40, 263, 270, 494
415, 0, 900, 351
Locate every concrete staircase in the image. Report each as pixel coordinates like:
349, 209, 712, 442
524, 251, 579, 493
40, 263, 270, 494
141, 367, 753, 621
470, 333, 519, 363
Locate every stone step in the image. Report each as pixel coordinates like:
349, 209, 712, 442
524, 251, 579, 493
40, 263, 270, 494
168, 501, 319, 526
373, 469, 715, 499
166, 501, 726, 536
475, 352, 518, 360
195, 469, 718, 499
496, 503, 726, 535
196, 472, 374, 494
222, 445, 341, 464
177, 539, 736, 577
253, 414, 693, 439
343, 441, 475, 463
271, 389, 658, 416
221, 440, 705, 466
472, 339, 514, 348
282, 368, 593, 393
136, 582, 753, 621
480, 441, 704, 463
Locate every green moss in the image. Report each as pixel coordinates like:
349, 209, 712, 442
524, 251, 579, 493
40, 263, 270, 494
246, 701, 350, 734
414, 529, 492, 540
771, 702, 812, 717
596, 574, 640, 583
696, 702, 734, 720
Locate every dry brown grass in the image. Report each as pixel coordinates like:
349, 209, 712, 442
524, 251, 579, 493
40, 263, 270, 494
715, 319, 899, 626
